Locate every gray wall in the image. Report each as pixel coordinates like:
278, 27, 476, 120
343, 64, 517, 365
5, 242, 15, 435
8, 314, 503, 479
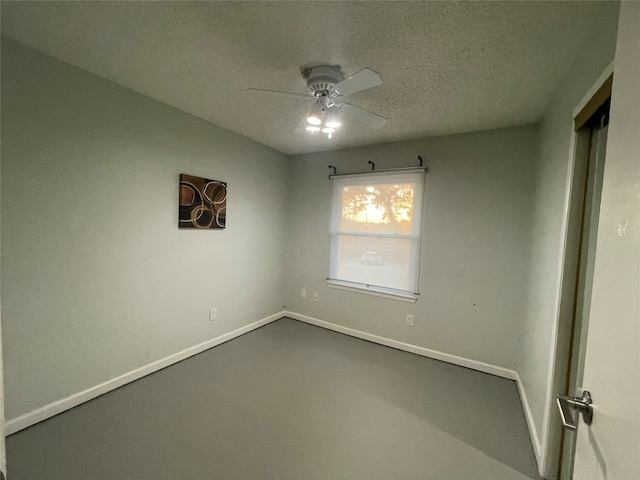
519, 3, 620, 472
1, 39, 290, 420
285, 126, 538, 372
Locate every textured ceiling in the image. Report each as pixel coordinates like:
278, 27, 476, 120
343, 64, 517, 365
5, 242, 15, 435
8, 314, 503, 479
1, 1, 612, 155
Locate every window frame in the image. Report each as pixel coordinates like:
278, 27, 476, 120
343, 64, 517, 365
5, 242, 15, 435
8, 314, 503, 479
326, 169, 426, 302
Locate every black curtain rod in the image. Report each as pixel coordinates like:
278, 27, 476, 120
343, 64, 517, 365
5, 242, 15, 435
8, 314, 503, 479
328, 165, 426, 179
328, 156, 426, 178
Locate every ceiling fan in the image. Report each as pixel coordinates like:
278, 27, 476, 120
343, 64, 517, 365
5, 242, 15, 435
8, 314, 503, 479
246, 65, 387, 138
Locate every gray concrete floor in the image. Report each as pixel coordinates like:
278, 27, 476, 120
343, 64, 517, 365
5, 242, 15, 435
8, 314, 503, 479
7, 318, 542, 479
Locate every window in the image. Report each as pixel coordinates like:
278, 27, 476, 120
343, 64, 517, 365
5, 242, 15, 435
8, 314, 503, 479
328, 170, 425, 301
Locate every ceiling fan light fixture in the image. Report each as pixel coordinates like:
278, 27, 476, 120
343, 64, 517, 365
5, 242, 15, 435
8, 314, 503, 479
306, 102, 324, 125
251, 65, 386, 135
324, 108, 341, 129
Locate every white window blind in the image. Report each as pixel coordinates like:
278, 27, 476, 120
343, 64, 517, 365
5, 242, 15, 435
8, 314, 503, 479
328, 170, 425, 298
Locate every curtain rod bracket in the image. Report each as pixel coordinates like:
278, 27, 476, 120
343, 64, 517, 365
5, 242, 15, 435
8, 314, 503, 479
368, 161, 375, 171
328, 165, 337, 178
418, 156, 423, 167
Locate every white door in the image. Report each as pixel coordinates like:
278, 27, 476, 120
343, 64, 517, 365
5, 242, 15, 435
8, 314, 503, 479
572, 3, 640, 478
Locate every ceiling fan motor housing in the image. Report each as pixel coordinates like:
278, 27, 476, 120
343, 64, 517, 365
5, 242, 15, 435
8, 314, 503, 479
305, 66, 344, 96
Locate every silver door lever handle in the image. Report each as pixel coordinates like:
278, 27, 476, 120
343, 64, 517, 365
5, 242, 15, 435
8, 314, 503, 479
556, 391, 593, 430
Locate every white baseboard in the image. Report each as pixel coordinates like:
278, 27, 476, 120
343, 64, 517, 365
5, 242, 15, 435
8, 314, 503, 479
514, 372, 543, 471
6, 311, 284, 435
7, 310, 544, 479
284, 311, 518, 380
283, 311, 544, 476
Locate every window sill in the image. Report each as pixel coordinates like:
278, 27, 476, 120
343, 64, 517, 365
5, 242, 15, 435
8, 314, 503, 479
326, 280, 418, 304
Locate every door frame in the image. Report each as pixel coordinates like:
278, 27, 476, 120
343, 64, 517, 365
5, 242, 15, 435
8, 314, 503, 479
537, 61, 614, 478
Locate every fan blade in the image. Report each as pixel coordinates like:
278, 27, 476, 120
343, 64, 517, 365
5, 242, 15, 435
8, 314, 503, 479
337, 103, 387, 129
332, 68, 383, 97
245, 88, 314, 100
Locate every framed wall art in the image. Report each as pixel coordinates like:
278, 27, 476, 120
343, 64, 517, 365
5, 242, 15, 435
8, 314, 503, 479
179, 174, 227, 229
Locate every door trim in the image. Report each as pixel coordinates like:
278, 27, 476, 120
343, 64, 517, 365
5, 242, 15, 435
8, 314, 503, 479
537, 61, 614, 477
574, 74, 613, 131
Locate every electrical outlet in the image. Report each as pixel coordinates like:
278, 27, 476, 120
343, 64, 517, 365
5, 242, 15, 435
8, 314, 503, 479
313, 292, 319, 301
301, 289, 307, 298
406, 314, 414, 327
210, 308, 217, 321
